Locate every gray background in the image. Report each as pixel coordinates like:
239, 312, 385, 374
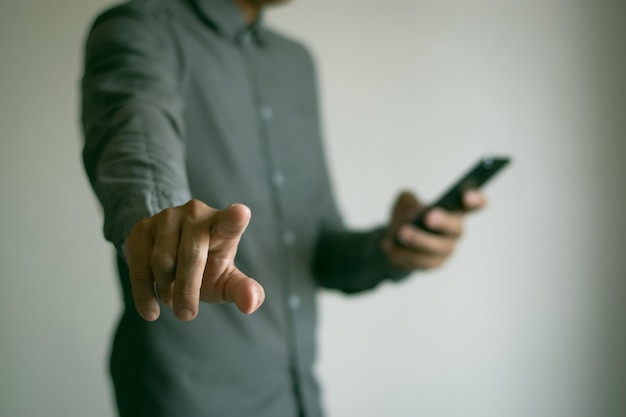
1, 1, 624, 416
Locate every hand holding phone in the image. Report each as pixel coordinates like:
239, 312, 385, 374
411, 156, 511, 233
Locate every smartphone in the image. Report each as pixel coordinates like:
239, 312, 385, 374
411, 156, 511, 232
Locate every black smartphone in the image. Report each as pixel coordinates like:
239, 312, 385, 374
411, 156, 511, 232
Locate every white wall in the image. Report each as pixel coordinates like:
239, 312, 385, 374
1, 1, 624, 416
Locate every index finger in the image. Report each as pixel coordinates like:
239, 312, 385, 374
210, 203, 251, 250
463, 190, 487, 212
423, 209, 464, 238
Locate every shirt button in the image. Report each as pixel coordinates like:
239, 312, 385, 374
287, 294, 301, 310
259, 105, 273, 121
238, 31, 252, 47
272, 171, 285, 187
282, 230, 295, 246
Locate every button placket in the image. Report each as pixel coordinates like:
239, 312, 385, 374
272, 171, 285, 187
259, 105, 273, 121
237, 31, 252, 47
287, 294, 301, 311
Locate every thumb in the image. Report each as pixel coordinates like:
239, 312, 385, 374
392, 191, 424, 226
383, 191, 424, 250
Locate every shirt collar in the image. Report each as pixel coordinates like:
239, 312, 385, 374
189, 0, 267, 45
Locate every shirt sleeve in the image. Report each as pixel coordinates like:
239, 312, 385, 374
81, 4, 191, 254
312, 225, 412, 294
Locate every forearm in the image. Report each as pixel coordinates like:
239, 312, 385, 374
312, 226, 411, 293
83, 103, 191, 252
81, 5, 189, 252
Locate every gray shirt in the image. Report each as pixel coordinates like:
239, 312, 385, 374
81, 1, 408, 416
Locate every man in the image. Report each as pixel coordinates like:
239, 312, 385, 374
81, 0, 485, 416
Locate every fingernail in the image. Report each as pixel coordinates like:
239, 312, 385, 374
142, 310, 159, 322
253, 288, 263, 312
465, 191, 481, 206
176, 308, 194, 321
427, 210, 442, 226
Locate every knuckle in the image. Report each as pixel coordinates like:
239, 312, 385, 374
174, 285, 198, 297
184, 199, 207, 218
129, 268, 153, 284
132, 217, 152, 236
151, 251, 176, 275
157, 207, 176, 223
179, 245, 207, 267
174, 279, 202, 298
154, 283, 169, 297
